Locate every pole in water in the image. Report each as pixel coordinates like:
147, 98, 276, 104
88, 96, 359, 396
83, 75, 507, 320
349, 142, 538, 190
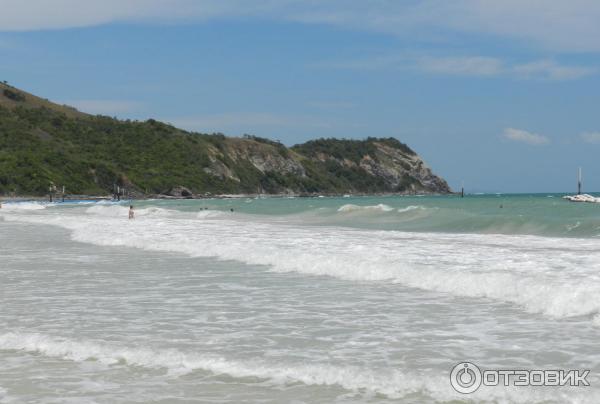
578, 167, 582, 195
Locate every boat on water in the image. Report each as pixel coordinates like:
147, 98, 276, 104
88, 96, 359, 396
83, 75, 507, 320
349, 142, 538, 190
563, 193, 600, 203
563, 167, 600, 203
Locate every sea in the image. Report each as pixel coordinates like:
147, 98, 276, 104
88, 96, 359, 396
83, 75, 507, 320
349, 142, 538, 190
1, 193, 600, 403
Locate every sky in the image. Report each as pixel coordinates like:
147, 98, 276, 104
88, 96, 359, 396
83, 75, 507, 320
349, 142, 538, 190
1, 0, 599, 193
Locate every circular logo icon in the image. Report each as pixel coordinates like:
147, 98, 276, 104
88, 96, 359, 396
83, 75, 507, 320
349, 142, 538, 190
450, 362, 482, 394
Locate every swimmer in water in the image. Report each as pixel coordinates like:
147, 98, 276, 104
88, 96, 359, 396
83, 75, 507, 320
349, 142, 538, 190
129, 205, 135, 219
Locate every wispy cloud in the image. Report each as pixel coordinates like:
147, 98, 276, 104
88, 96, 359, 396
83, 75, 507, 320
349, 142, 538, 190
2, 1, 600, 52
309, 55, 402, 71
313, 54, 594, 80
417, 56, 504, 77
312, 54, 504, 76
436, 1, 600, 53
513, 60, 596, 80
65, 99, 144, 115
581, 132, 600, 144
503, 128, 549, 145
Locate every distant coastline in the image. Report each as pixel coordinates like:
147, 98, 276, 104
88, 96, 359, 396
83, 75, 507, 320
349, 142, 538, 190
1, 83, 451, 198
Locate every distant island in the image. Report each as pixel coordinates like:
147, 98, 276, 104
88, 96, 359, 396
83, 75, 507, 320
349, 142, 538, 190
0, 81, 451, 198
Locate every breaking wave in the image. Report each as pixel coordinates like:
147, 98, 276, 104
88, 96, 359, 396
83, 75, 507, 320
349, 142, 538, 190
0, 332, 442, 398
337, 203, 395, 213
85, 205, 183, 218
0, 332, 592, 402
4, 206, 600, 323
1, 201, 48, 211
396, 205, 425, 213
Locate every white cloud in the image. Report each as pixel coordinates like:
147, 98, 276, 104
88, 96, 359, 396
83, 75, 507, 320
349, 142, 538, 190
313, 54, 593, 80
581, 132, 600, 144
0, 0, 217, 31
416, 56, 504, 77
435, 1, 600, 53
513, 60, 596, 80
65, 99, 143, 115
308, 55, 402, 71
503, 128, 549, 145
297, 0, 600, 52
2, 1, 600, 52
312, 54, 505, 76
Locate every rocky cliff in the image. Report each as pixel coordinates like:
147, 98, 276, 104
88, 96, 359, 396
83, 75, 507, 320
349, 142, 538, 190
0, 82, 451, 196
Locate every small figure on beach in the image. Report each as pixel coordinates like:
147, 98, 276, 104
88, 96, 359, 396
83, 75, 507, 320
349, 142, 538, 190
129, 205, 135, 220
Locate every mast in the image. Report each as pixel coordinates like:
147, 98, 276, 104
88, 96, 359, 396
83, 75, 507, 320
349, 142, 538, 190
578, 167, 582, 195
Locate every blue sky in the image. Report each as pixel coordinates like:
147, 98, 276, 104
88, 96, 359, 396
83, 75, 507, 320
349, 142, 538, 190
1, 0, 600, 192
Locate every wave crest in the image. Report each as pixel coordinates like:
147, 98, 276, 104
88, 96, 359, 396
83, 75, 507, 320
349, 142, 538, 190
337, 204, 394, 213
0, 332, 437, 398
1, 201, 47, 211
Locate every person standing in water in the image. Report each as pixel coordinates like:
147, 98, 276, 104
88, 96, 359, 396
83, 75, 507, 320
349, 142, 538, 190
129, 205, 135, 220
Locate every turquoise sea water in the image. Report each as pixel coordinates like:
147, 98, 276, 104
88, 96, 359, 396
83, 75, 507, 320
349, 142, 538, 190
125, 193, 600, 238
1, 193, 600, 403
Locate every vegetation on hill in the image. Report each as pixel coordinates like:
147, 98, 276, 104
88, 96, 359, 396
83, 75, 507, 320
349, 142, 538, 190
0, 82, 451, 196
292, 137, 415, 164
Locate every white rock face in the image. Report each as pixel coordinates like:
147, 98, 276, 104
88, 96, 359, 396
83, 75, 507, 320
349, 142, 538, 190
220, 140, 306, 177
200, 137, 450, 194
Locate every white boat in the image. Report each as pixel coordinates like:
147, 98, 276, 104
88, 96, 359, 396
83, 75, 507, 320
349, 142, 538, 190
563, 193, 600, 203
563, 168, 600, 203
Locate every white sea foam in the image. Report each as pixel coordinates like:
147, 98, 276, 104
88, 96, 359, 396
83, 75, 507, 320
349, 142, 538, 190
397, 205, 426, 213
337, 204, 428, 215
85, 205, 129, 216
85, 205, 179, 218
4, 203, 600, 403
4, 207, 600, 322
196, 210, 225, 219
337, 204, 394, 213
0, 332, 591, 403
1, 201, 48, 211
0, 332, 439, 398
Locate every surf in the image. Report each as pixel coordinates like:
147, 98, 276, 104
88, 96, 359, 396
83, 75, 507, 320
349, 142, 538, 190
3, 202, 600, 324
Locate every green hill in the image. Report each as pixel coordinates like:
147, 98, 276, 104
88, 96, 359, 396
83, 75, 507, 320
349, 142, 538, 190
0, 82, 451, 197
